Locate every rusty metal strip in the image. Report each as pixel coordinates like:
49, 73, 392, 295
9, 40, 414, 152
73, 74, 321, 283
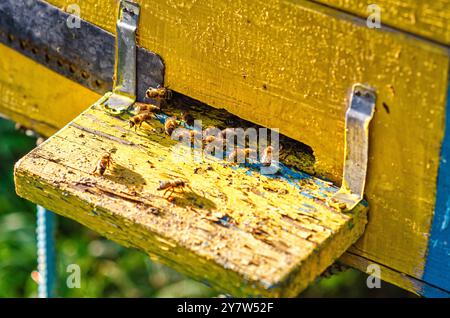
0, 0, 164, 102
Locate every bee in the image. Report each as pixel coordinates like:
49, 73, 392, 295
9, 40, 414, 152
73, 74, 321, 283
261, 145, 273, 166
203, 126, 220, 137
181, 111, 194, 126
203, 134, 219, 145
92, 152, 113, 176
174, 129, 202, 145
228, 148, 256, 163
129, 112, 154, 131
145, 85, 172, 100
164, 116, 178, 136
134, 102, 160, 114
186, 130, 202, 144
203, 135, 226, 157
220, 128, 237, 139
203, 134, 225, 149
157, 179, 187, 199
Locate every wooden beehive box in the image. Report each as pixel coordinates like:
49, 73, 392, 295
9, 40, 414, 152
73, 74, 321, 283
1, 0, 449, 296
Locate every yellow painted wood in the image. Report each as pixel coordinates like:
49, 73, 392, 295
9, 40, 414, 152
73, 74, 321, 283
44, 0, 450, 291
14, 99, 367, 297
0, 43, 316, 176
311, 0, 450, 45
339, 252, 441, 296
2, 0, 448, 295
0, 43, 100, 137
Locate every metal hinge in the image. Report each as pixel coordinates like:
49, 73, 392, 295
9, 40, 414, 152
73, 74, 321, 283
329, 84, 376, 210
103, 1, 140, 114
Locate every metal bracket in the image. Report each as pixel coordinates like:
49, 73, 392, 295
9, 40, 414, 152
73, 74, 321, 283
330, 84, 376, 211
103, 1, 140, 114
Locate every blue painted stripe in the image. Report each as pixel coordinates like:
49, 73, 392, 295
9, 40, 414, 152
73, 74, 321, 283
423, 81, 450, 297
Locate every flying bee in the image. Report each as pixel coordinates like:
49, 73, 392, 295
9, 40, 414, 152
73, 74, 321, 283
228, 148, 256, 163
261, 145, 274, 166
92, 152, 113, 176
134, 102, 160, 114
157, 179, 188, 200
164, 116, 178, 136
145, 85, 172, 100
129, 112, 155, 131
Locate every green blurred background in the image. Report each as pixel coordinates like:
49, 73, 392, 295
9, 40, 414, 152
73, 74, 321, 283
0, 117, 415, 298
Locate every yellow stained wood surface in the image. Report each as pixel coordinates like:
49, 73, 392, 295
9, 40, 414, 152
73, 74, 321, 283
1, 0, 449, 294
0, 44, 100, 136
43, 0, 450, 292
311, 0, 450, 45
14, 99, 368, 297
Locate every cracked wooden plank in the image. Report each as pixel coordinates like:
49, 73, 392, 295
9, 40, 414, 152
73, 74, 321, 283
14, 99, 367, 297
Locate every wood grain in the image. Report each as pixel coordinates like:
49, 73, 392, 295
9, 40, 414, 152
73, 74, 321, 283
14, 100, 367, 297
341, 252, 450, 297
311, 0, 450, 45
2, 0, 449, 295
44, 0, 450, 291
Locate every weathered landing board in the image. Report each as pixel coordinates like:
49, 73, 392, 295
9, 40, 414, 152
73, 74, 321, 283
14, 98, 367, 297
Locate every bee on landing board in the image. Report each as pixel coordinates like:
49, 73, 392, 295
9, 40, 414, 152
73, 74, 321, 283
202, 135, 225, 155
134, 102, 160, 114
146, 86, 172, 101
228, 148, 256, 163
203, 134, 219, 146
175, 129, 202, 146
220, 128, 237, 139
157, 179, 187, 200
92, 152, 113, 176
261, 145, 282, 166
261, 145, 274, 167
189, 130, 203, 143
181, 111, 194, 126
203, 126, 221, 137
164, 117, 178, 136
129, 112, 155, 131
